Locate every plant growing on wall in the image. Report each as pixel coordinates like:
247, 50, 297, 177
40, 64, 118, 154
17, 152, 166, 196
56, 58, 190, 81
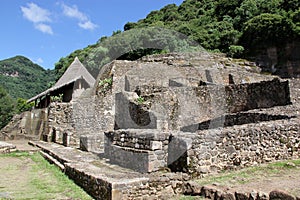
97, 77, 113, 96
136, 96, 145, 104
51, 94, 63, 102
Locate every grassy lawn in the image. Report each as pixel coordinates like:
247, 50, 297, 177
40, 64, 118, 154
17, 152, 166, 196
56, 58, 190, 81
0, 151, 92, 200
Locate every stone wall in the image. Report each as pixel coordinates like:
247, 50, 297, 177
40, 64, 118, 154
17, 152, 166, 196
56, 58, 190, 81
186, 118, 300, 176
104, 129, 169, 173
253, 41, 300, 78
225, 78, 290, 112
0, 108, 48, 141
103, 116, 300, 177
65, 164, 114, 200
47, 103, 74, 145
46, 94, 114, 151
121, 173, 188, 199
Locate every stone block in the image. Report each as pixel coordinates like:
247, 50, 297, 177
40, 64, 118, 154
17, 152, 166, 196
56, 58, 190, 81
80, 134, 104, 153
201, 185, 217, 199
221, 192, 236, 200
235, 191, 250, 200
257, 192, 269, 200
150, 141, 162, 150
269, 190, 295, 200
184, 181, 202, 195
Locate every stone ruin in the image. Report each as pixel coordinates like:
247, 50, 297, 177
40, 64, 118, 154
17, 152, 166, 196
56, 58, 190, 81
1, 52, 300, 199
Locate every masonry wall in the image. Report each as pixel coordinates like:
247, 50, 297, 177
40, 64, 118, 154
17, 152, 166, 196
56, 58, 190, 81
120, 173, 188, 200
186, 118, 300, 176
47, 103, 74, 145
104, 129, 169, 173
46, 93, 114, 150
122, 78, 291, 132
0, 108, 48, 141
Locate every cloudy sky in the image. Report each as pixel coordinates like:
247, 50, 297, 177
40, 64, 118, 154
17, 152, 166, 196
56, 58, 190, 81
0, 0, 183, 69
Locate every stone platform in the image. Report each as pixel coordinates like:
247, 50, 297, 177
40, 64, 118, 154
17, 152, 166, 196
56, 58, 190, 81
0, 141, 16, 153
29, 141, 149, 200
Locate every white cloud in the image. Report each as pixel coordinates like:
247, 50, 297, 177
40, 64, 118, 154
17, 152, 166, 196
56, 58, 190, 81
21, 3, 53, 35
36, 58, 44, 64
35, 23, 53, 35
21, 3, 51, 23
61, 3, 98, 30
79, 21, 97, 30
62, 4, 87, 21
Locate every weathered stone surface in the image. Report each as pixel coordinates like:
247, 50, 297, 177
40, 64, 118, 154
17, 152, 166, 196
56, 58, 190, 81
201, 185, 217, 199
184, 181, 202, 195
0, 141, 16, 153
80, 134, 104, 153
257, 192, 269, 200
2, 53, 300, 200
269, 190, 296, 200
235, 191, 250, 200
222, 192, 236, 200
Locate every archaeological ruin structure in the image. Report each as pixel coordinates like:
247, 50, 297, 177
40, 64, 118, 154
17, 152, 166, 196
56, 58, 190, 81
1, 52, 299, 199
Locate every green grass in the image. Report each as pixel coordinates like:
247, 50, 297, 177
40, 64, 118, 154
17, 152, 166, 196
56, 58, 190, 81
0, 151, 92, 200
195, 159, 300, 186
0, 151, 32, 158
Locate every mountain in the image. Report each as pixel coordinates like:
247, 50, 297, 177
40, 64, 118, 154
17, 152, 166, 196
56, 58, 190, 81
54, 0, 300, 78
0, 56, 55, 99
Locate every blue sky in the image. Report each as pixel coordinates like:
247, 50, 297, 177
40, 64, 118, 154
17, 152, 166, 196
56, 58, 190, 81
0, 0, 184, 69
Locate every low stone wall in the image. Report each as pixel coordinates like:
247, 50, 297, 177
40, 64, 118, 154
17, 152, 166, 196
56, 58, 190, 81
187, 118, 300, 176
225, 78, 290, 112
181, 112, 291, 132
104, 129, 169, 173
65, 164, 113, 200
184, 181, 300, 200
103, 116, 300, 176
121, 172, 189, 199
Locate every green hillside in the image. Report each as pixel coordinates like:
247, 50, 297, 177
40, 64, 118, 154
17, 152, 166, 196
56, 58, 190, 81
0, 56, 55, 99
54, 0, 300, 78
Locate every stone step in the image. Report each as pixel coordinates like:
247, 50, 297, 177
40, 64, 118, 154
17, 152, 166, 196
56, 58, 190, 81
29, 140, 149, 200
39, 151, 65, 171
0, 141, 16, 154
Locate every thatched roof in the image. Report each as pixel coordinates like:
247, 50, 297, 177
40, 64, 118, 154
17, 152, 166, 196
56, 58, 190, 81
27, 57, 95, 103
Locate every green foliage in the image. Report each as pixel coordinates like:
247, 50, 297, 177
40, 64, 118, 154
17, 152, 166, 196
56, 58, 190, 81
50, 94, 63, 102
0, 56, 55, 99
228, 45, 245, 57
16, 98, 34, 114
97, 77, 113, 95
0, 86, 15, 129
98, 78, 113, 87
136, 96, 145, 104
241, 13, 294, 50
54, 0, 300, 79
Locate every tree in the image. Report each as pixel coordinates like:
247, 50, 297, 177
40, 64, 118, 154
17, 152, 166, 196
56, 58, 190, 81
0, 86, 15, 129
16, 98, 34, 114
241, 13, 294, 50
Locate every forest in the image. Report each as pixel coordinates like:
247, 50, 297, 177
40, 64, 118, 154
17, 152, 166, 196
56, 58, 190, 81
0, 56, 55, 129
54, 0, 300, 78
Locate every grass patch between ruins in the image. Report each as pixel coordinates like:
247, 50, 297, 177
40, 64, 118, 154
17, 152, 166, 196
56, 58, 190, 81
195, 159, 300, 187
0, 151, 92, 200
